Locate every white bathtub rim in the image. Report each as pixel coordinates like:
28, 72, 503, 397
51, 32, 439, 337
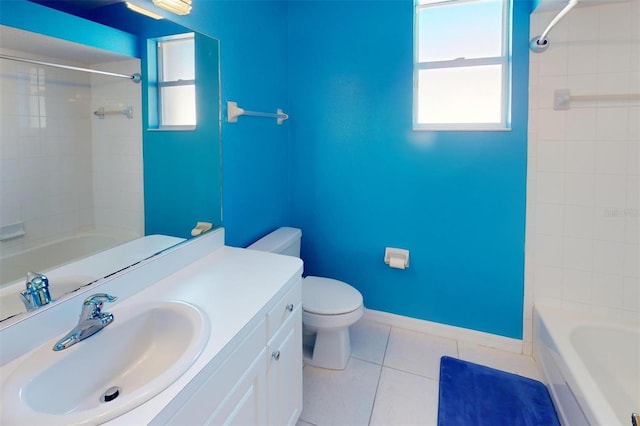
0, 231, 139, 288
0, 234, 182, 295
534, 304, 636, 426
0, 230, 137, 259
534, 308, 603, 426
0, 234, 184, 324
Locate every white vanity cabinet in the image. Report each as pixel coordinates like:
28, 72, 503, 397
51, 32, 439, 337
266, 284, 303, 426
267, 308, 302, 426
151, 278, 303, 426
0, 231, 305, 426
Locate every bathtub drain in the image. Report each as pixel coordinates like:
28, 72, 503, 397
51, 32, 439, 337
100, 386, 121, 403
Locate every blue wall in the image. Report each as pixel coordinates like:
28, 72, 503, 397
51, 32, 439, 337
163, 1, 292, 247
287, 0, 530, 339
3, 0, 531, 339
142, 33, 222, 239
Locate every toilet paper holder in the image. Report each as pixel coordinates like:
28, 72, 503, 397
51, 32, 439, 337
384, 247, 409, 269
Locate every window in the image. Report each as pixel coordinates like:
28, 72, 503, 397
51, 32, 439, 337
157, 33, 196, 128
414, 0, 511, 130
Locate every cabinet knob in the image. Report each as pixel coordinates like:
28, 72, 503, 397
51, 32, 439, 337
272, 350, 281, 361
285, 304, 294, 312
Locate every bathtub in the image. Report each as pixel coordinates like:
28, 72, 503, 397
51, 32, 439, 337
0, 233, 134, 287
0, 234, 184, 321
534, 305, 639, 426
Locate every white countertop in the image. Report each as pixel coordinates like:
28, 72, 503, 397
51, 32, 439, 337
107, 245, 303, 424
0, 229, 303, 425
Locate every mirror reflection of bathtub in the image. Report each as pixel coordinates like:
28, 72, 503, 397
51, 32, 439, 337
0, 1, 221, 322
1, 233, 134, 287
0, 234, 184, 322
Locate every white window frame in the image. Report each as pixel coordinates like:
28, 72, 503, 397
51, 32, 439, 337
413, 0, 512, 131
157, 33, 196, 130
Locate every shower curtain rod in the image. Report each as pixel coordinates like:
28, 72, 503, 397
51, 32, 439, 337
529, 0, 579, 53
0, 54, 141, 83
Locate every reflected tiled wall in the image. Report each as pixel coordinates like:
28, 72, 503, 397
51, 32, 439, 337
0, 49, 142, 256
90, 59, 143, 237
525, 0, 640, 353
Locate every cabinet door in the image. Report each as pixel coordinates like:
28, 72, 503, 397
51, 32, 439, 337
206, 349, 267, 426
155, 320, 268, 426
267, 307, 302, 426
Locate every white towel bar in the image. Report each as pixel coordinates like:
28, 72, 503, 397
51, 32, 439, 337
554, 89, 640, 110
227, 101, 288, 125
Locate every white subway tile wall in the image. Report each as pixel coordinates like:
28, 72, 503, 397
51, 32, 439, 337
90, 59, 144, 237
0, 47, 143, 257
525, 0, 640, 353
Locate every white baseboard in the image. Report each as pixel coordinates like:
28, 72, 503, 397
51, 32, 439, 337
363, 309, 523, 354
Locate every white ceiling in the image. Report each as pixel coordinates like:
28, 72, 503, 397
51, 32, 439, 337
0, 24, 131, 65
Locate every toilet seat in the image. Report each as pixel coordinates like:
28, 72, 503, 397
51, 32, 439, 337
302, 276, 363, 315
302, 304, 364, 329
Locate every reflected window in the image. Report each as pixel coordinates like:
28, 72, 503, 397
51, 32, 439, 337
414, 0, 511, 130
157, 34, 196, 128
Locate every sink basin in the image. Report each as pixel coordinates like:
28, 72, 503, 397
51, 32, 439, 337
1, 300, 209, 425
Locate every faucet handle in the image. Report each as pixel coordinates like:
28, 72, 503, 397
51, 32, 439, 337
82, 293, 117, 316
26, 272, 49, 290
83, 293, 117, 305
21, 272, 52, 311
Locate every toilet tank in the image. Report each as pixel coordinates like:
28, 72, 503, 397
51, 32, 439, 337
246, 227, 302, 258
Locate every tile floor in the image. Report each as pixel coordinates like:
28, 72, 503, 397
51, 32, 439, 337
296, 319, 544, 426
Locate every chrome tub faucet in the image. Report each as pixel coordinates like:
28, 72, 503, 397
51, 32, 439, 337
53, 293, 117, 351
20, 272, 53, 311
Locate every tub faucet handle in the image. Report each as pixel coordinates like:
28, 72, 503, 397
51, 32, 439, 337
20, 272, 52, 311
26, 272, 49, 288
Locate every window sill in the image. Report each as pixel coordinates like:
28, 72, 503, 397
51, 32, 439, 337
148, 125, 196, 132
412, 126, 512, 132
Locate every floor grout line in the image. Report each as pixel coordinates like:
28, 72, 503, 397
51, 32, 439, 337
366, 325, 392, 425
380, 364, 441, 381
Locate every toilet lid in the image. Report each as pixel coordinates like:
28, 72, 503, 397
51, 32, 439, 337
302, 276, 363, 315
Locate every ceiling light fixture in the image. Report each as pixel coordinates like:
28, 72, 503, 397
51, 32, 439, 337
152, 0, 192, 15
125, 2, 164, 19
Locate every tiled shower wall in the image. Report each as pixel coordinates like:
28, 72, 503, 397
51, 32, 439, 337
90, 59, 143, 237
525, 0, 640, 352
0, 49, 143, 257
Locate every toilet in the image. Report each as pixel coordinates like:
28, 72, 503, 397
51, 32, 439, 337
247, 227, 364, 370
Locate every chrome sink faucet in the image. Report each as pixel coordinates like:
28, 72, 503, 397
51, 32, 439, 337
53, 293, 117, 351
20, 272, 53, 311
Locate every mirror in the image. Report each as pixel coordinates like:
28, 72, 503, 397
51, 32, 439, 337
0, 0, 221, 323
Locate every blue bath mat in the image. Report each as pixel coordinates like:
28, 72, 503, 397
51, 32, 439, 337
438, 356, 560, 426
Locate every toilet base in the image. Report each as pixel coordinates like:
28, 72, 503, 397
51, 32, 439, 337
302, 305, 364, 370
303, 326, 352, 370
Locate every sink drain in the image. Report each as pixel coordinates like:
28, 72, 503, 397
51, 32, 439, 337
100, 386, 121, 403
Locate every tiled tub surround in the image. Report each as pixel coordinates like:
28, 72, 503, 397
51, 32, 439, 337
524, 0, 640, 353
0, 46, 143, 259
89, 59, 143, 238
